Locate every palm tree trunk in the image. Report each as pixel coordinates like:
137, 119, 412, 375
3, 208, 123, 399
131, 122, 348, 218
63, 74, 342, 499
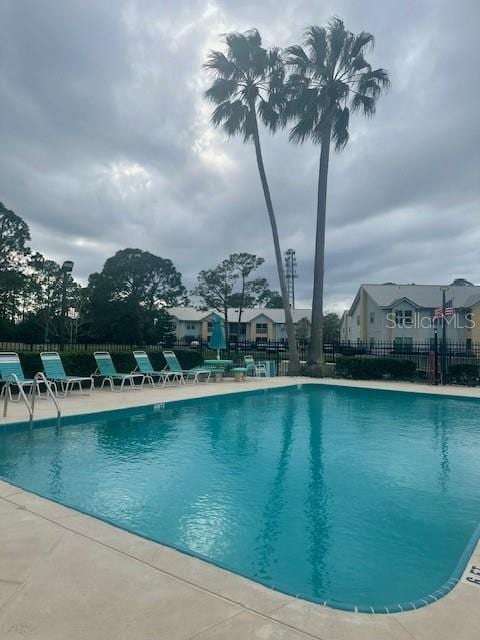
308, 121, 332, 365
249, 105, 301, 375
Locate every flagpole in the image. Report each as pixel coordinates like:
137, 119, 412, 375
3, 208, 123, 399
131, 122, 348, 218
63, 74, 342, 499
440, 286, 449, 385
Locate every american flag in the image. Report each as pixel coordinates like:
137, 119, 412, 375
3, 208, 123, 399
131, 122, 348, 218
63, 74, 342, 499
434, 299, 454, 320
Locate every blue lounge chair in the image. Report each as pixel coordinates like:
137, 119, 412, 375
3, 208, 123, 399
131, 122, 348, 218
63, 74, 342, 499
94, 352, 145, 392
133, 351, 181, 386
162, 350, 211, 384
0, 352, 42, 401
41, 352, 94, 397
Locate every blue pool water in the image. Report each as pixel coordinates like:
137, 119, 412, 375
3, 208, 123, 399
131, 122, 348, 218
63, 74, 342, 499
0, 384, 479, 612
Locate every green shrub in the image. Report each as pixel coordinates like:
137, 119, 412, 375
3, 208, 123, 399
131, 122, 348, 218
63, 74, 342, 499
337, 345, 367, 356
336, 356, 416, 380
13, 349, 203, 382
449, 363, 479, 386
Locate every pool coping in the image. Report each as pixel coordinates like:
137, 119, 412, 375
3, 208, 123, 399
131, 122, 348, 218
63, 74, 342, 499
1, 377, 480, 638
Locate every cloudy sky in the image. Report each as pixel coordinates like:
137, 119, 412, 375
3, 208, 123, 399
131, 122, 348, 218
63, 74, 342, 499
1, 0, 478, 312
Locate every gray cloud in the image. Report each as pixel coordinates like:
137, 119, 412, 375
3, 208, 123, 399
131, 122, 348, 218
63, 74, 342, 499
0, 0, 478, 312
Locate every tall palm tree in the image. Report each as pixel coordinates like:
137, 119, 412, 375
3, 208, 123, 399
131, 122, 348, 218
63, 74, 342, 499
286, 19, 390, 367
204, 29, 301, 374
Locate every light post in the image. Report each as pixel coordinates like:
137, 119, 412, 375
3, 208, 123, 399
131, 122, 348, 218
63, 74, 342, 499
60, 260, 74, 351
440, 286, 449, 385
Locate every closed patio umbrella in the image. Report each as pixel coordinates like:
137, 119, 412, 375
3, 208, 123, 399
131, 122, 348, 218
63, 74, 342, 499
208, 315, 226, 359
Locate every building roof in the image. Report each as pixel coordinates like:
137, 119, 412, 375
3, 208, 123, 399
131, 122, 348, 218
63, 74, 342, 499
350, 284, 480, 312
168, 307, 311, 323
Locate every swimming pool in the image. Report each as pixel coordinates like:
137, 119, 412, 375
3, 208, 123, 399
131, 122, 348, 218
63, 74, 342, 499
0, 384, 479, 613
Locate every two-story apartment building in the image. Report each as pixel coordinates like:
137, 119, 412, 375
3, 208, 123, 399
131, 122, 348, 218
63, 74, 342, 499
341, 283, 480, 346
168, 307, 312, 342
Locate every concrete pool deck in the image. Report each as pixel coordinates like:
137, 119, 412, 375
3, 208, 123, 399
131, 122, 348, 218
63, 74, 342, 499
0, 377, 479, 639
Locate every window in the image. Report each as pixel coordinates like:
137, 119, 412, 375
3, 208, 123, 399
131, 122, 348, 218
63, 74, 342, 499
395, 310, 403, 325
256, 322, 268, 335
466, 338, 472, 350
186, 322, 196, 331
207, 321, 214, 332
369, 312, 375, 324
356, 315, 360, 326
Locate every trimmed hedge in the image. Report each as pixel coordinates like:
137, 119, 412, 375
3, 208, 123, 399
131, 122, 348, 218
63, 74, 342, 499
449, 363, 479, 386
12, 349, 203, 381
336, 356, 416, 381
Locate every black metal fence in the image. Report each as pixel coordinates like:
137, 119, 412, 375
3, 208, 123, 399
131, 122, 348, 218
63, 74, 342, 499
323, 340, 480, 385
1, 339, 480, 384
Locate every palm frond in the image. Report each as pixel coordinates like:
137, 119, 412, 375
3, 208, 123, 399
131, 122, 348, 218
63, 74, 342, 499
284, 45, 310, 72
356, 68, 390, 100
326, 17, 347, 72
245, 28, 262, 49
351, 31, 375, 57
327, 79, 349, 101
368, 67, 390, 89
351, 53, 370, 72
338, 32, 355, 72
211, 100, 248, 137
225, 32, 251, 70
226, 101, 250, 137
305, 26, 327, 74
311, 103, 337, 143
204, 51, 236, 78
210, 101, 233, 127
332, 106, 349, 149
267, 47, 284, 73
289, 111, 316, 144
204, 78, 238, 104
251, 44, 269, 78
351, 93, 376, 116
258, 97, 283, 131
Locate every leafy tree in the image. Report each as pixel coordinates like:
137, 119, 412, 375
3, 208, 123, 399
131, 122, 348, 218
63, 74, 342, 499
99, 248, 188, 310
296, 317, 311, 344
259, 289, 283, 308
0, 270, 28, 323
193, 253, 279, 339
192, 259, 238, 340
0, 203, 32, 321
286, 19, 389, 365
204, 29, 301, 373
85, 248, 187, 343
0, 204, 83, 342
28, 252, 78, 342
227, 253, 280, 338
143, 308, 176, 346
0, 202, 31, 271
323, 312, 341, 343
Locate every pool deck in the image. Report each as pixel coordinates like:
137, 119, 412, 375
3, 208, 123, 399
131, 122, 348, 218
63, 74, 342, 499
1, 377, 479, 639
